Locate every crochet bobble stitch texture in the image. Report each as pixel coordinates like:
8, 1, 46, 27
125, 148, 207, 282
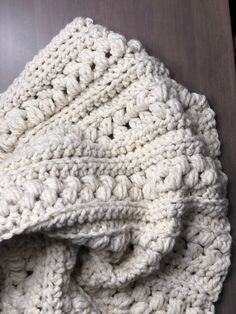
0, 17, 231, 314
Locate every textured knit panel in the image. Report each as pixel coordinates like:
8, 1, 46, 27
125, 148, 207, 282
0, 17, 231, 314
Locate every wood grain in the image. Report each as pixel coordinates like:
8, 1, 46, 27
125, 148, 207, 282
0, 0, 235, 312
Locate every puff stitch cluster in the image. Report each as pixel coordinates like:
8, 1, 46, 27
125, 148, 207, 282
0, 17, 231, 314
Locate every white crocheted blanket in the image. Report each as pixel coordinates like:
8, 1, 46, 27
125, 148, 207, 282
0, 17, 231, 314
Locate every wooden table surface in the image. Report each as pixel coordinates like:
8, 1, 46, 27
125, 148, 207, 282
0, 0, 235, 312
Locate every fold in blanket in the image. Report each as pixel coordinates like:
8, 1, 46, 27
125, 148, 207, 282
0, 17, 231, 313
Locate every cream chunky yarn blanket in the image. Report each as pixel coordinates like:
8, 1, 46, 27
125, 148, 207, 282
0, 17, 231, 314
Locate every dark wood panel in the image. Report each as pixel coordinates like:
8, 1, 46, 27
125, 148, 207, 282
0, 0, 235, 312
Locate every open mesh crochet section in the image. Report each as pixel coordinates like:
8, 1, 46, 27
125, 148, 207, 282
0, 17, 231, 314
